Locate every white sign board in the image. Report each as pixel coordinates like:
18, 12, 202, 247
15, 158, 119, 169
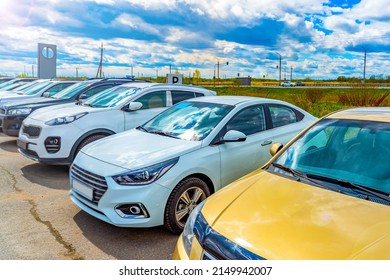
167, 74, 183, 84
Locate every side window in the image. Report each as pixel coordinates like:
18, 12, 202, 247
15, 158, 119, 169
135, 91, 167, 109
45, 83, 72, 96
226, 106, 266, 136
302, 126, 335, 152
171, 91, 195, 104
82, 85, 113, 98
195, 92, 205, 97
343, 127, 361, 142
270, 105, 297, 128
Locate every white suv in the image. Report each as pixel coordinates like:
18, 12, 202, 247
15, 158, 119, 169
17, 83, 216, 165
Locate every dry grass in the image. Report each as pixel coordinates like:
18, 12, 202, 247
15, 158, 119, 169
338, 86, 390, 106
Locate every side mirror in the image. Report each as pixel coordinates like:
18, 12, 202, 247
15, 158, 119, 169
123, 101, 143, 112
78, 93, 88, 100
42, 92, 50, 97
270, 143, 283, 156
222, 130, 247, 143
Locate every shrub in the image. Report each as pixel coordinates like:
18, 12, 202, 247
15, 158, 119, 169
338, 86, 390, 106
304, 88, 326, 103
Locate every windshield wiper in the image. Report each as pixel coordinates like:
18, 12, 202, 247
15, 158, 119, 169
271, 163, 304, 181
148, 129, 179, 139
270, 163, 341, 192
136, 125, 149, 132
303, 173, 390, 203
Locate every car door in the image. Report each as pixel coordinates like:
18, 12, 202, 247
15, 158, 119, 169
218, 104, 275, 187
268, 104, 303, 144
123, 90, 168, 130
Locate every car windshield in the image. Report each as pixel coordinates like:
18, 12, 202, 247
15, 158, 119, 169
11, 81, 41, 92
140, 101, 233, 141
83, 86, 139, 108
51, 82, 91, 99
23, 81, 52, 95
273, 118, 390, 194
0, 80, 20, 89
1, 82, 26, 91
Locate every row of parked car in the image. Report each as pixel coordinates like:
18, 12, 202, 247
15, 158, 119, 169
1, 77, 390, 259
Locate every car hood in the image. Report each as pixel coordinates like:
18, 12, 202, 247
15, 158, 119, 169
1, 96, 66, 109
201, 170, 390, 259
80, 129, 201, 171
29, 103, 105, 121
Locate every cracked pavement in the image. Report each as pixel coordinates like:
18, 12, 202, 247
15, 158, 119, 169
0, 135, 178, 260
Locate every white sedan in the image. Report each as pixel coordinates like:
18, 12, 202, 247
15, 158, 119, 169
281, 81, 295, 87
69, 96, 317, 233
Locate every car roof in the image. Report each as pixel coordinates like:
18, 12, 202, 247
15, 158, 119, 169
327, 107, 390, 123
119, 82, 214, 92
188, 95, 288, 106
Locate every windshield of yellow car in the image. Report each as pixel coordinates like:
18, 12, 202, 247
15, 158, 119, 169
273, 118, 390, 194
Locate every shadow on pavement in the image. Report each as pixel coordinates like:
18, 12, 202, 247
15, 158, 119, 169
0, 138, 18, 153
21, 163, 70, 190
73, 211, 178, 260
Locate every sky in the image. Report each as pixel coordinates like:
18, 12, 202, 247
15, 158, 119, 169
0, 0, 389, 80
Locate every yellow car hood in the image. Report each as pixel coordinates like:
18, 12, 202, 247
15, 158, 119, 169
202, 170, 390, 259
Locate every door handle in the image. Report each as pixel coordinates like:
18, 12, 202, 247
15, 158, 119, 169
261, 140, 272, 146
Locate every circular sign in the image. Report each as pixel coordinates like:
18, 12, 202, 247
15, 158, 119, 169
41, 47, 54, 59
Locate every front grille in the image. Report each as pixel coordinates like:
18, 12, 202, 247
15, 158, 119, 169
22, 125, 41, 138
0, 108, 5, 114
70, 164, 108, 205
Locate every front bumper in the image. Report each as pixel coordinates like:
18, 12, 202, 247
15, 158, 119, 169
0, 115, 27, 136
18, 117, 83, 165
69, 155, 172, 228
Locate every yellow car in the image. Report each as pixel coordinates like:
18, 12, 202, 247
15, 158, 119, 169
174, 107, 390, 260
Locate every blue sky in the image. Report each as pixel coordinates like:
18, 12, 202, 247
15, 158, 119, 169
0, 0, 389, 80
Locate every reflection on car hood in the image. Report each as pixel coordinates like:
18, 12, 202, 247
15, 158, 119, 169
202, 170, 390, 259
80, 129, 201, 171
29, 103, 105, 121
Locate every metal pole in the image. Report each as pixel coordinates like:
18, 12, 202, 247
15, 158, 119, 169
290, 66, 293, 81
362, 47, 367, 84
217, 60, 220, 80
275, 52, 282, 84
213, 64, 216, 86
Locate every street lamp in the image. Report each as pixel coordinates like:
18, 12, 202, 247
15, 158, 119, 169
275, 52, 282, 84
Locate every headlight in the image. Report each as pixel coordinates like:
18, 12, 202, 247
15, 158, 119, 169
182, 199, 206, 257
45, 112, 87, 126
112, 157, 179, 186
7, 108, 32, 115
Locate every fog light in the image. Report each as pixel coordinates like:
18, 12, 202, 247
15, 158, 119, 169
44, 137, 61, 153
115, 203, 149, 219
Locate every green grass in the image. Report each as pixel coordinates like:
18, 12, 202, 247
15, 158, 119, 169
204, 86, 390, 117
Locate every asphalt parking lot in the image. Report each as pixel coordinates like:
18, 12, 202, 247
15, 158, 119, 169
0, 134, 178, 260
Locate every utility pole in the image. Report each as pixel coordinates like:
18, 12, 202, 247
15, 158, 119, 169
96, 42, 104, 78
275, 52, 282, 84
362, 47, 367, 84
290, 66, 293, 81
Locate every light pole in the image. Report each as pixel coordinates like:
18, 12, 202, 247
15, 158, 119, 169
290, 66, 293, 81
275, 52, 282, 84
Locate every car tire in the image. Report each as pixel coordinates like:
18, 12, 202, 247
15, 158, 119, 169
164, 177, 210, 234
74, 134, 107, 158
